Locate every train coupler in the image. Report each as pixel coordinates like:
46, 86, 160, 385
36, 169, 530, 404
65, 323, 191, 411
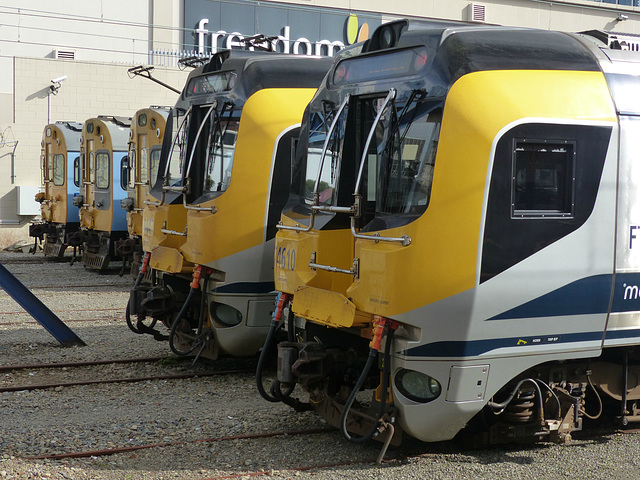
139, 285, 176, 317
277, 341, 348, 388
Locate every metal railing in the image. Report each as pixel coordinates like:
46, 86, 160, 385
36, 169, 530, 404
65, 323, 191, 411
147, 50, 211, 67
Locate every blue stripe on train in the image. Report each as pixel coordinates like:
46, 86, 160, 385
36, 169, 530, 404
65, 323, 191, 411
402, 273, 640, 358
489, 273, 640, 320
403, 328, 640, 358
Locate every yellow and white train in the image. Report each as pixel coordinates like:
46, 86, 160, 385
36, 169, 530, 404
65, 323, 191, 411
127, 51, 331, 361
261, 20, 640, 448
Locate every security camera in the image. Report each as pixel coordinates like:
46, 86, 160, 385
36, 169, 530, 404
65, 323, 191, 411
618, 14, 629, 21
51, 75, 67, 84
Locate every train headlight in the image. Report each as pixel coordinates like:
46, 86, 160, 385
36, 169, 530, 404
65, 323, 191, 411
395, 369, 441, 403
211, 302, 243, 327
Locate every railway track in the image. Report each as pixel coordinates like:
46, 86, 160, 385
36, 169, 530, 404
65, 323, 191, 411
24, 427, 337, 460
0, 356, 254, 393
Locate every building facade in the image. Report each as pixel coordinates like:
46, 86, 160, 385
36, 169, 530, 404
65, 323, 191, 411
0, 0, 639, 243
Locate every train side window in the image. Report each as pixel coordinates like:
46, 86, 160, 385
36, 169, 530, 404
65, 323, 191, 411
95, 151, 110, 189
120, 156, 130, 191
73, 156, 80, 187
511, 140, 576, 218
52, 154, 65, 186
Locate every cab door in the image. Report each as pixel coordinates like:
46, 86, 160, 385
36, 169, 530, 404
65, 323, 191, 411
609, 115, 640, 343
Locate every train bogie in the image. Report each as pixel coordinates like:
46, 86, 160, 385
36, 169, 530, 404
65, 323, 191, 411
261, 20, 640, 451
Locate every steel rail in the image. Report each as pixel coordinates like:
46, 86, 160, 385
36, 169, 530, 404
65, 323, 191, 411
0, 356, 166, 372
24, 428, 336, 460
0, 368, 252, 393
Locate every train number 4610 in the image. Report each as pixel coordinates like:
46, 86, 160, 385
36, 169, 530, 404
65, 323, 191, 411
276, 246, 296, 271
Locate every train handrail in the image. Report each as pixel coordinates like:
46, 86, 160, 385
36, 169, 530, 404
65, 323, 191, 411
161, 221, 188, 236
182, 192, 217, 214
350, 88, 412, 246
350, 215, 412, 246
308, 251, 359, 277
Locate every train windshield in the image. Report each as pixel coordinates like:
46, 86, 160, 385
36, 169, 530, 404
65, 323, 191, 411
300, 92, 441, 228
367, 96, 441, 220
303, 102, 349, 206
163, 108, 190, 188
201, 106, 239, 197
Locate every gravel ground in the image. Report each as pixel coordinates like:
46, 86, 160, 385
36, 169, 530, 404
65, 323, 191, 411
2, 250, 640, 479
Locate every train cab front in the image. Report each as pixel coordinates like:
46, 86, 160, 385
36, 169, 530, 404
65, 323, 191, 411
257, 34, 423, 450
117, 107, 170, 275
78, 116, 132, 271
126, 104, 195, 347
137, 52, 332, 362
30, 122, 83, 258
259, 19, 625, 450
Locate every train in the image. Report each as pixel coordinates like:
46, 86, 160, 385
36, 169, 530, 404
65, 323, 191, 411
75, 116, 131, 270
259, 19, 640, 452
117, 107, 170, 275
29, 122, 83, 258
127, 50, 332, 361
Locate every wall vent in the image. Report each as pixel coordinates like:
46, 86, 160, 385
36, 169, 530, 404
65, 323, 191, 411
53, 49, 76, 60
468, 3, 486, 23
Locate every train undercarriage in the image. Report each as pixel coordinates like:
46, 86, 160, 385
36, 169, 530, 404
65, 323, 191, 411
127, 260, 226, 361
29, 222, 83, 259
265, 305, 640, 449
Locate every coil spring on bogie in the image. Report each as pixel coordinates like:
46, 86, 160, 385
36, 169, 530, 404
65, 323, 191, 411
503, 388, 537, 423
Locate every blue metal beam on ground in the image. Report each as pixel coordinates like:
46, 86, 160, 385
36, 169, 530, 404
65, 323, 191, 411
0, 262, 86, 347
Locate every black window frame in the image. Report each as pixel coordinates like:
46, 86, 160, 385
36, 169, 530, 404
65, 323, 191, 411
510, 138, 576, 219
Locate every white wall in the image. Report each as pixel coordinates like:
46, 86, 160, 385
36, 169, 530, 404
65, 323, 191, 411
0, 1, 154, 63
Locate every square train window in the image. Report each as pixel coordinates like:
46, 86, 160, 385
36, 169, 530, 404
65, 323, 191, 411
512, 140, 575, 218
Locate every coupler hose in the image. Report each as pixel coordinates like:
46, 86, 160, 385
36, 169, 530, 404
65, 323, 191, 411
257, 292, 289, 403
340, 316, 398, 444
169, 265, 210, 356
126, 252, 151, 334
